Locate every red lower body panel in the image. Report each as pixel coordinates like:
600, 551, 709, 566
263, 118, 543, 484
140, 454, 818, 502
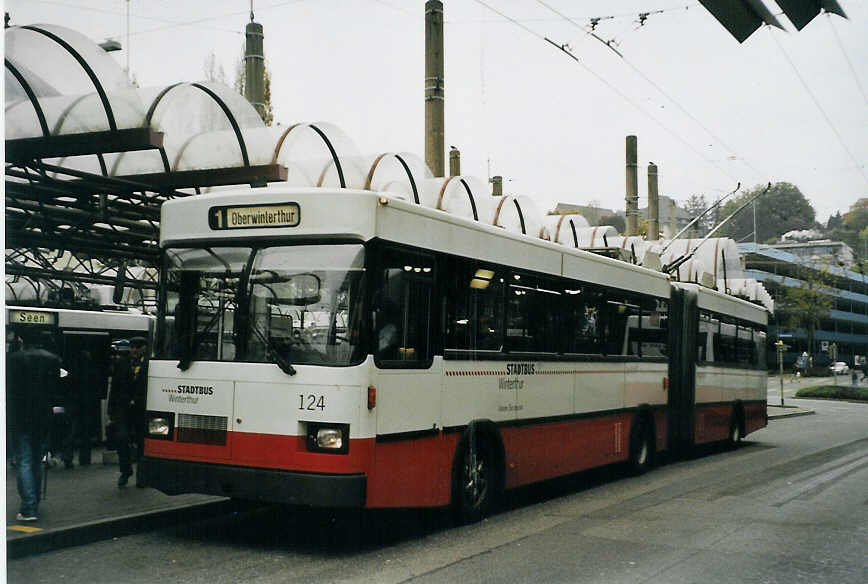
744, 401, 767, 435
694, 404, 732, 444
500, 413, 633, 488
694, 400, 767, 444
146, 409, 672, 509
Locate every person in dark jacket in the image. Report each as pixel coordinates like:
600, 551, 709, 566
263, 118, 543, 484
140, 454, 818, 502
108, 336, 149, 487
61, 348, 101, 468
6, 330, 62, 521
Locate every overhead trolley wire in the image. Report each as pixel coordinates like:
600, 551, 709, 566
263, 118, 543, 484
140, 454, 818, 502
768, 26, 868, 188
104, 0, 304, 39
534, 0, 768, 182
825, 11, 868, 111
471, 0, 742, 185
25, 0, 241, 36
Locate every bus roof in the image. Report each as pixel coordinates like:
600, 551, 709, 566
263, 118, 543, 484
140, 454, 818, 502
160, 188, 672, 298
676, 282, 768, 325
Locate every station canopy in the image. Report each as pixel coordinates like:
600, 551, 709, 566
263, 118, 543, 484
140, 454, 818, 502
5, 24, 772, 313
3, 24, 440, 306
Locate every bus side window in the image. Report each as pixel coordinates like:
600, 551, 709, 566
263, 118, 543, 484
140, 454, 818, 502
444, 259, 504, 354
640, 297, 668, 358
605, 297, 638, 356
564, 284, 602, 355
374, 250, 434, 367
505, 272, 559, 354
698, 312, 713, 363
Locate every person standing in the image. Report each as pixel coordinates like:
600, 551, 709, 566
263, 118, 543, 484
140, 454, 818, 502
6, 330, 62, 521
62, 349, 100, 468
108, 336, 149, 487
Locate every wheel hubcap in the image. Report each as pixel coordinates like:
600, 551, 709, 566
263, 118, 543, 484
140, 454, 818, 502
637, 441, 648, 465
464, 452, 487, 507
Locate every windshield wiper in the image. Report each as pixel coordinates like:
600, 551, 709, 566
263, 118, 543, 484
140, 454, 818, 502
249, 322, 296, 376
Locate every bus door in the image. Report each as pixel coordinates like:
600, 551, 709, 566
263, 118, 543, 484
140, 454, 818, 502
667, 286, 697, 456
371, 247, 441, 437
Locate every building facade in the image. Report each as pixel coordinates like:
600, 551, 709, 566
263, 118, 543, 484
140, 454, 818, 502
738, 242, 868, 369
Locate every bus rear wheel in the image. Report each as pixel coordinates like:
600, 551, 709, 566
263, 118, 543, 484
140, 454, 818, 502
452, 435, 497, 524
728, 407, 744, 448
628, 419, 653, 475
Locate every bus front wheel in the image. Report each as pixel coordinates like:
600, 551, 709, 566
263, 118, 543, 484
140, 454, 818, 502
452, 434, 497, 524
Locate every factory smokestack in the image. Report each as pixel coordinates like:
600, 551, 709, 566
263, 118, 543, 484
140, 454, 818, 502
425, 0, 445, 176
625, 135, 639, 236
245, 9, 266, 121
647, 162, 660, 241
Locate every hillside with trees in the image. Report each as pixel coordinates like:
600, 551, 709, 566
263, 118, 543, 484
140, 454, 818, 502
718, 182, 815, 244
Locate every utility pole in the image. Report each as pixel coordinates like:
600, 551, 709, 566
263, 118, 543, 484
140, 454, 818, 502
753, 200, 757, 244
425, 1, 445, 176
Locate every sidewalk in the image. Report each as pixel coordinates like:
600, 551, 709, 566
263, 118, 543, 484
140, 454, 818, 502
6, 447, 228, 558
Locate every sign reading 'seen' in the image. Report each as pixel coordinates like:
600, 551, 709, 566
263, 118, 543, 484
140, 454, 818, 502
9, 310, 57, 326
209, 203, 300, 230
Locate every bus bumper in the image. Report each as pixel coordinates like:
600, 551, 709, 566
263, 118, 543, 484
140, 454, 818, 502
138, 457, 367, 508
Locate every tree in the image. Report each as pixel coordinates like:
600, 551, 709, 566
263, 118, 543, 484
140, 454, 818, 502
826, 211, 843, 230
843, 198, 868, 232
598, 214, 625, 234
203, 52, 226, 85
773, 262, 835, 361
827, 199, 868, 261
719, 182, 815, 243
683, 193, 712, 237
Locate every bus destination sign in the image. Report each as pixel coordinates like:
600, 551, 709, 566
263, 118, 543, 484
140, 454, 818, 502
9, 310, 57, 326
209, 202, 301, 230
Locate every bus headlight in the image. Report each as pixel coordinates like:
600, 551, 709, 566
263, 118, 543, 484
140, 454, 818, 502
317, 428, 343, 449
149, 418, 171, 435
306, 423, 350, 454
146, 411, 174, 440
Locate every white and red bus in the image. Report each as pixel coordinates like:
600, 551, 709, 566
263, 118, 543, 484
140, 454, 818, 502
139, 187, 767, 522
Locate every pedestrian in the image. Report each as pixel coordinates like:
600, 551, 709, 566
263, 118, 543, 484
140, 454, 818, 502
6, 330, 62, 521
108, 336, 149, 487
61, 349, 100, 468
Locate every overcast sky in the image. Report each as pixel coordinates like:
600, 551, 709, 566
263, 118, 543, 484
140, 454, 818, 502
6, 0, 868, 225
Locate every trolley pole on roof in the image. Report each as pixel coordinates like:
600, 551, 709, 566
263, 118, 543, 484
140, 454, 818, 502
425, 0, 445, 177
625, 135, 639, 236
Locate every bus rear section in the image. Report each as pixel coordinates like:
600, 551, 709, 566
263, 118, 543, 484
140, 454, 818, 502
668, 284, 768, 456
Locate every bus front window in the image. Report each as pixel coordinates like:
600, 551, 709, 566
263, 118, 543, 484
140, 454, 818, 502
162, 244, 365, 367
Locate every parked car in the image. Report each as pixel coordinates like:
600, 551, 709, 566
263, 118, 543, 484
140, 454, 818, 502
829, 361, 849, 375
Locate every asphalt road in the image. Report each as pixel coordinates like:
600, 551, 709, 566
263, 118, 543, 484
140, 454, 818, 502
8, 398, 867, 584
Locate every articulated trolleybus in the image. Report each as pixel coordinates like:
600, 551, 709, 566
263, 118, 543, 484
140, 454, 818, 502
140, 187, 768, 522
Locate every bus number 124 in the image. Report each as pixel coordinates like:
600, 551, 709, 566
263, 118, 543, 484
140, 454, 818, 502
299, 394, 325, 411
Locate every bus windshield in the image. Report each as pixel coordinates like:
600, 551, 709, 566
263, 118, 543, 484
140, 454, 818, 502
161, 244, 366, 368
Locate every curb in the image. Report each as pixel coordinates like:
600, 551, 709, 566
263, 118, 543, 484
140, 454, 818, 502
7, 499, 232, 559
767, 409, 815, 420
